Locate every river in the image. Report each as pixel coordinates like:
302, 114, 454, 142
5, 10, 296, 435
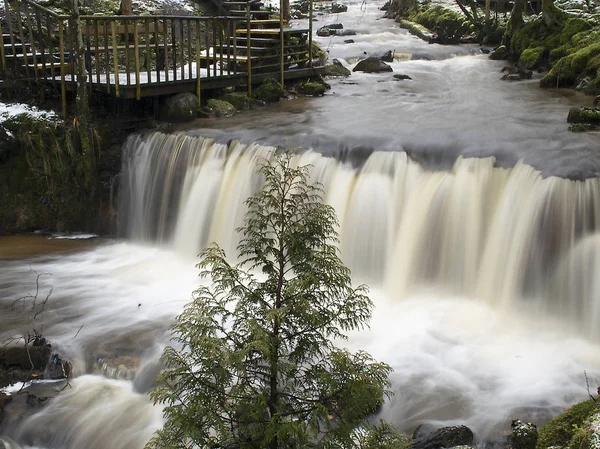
1, 0, 600, 448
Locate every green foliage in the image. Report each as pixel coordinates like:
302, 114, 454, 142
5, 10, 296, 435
147, 153, 393, 449
537, 400, 599, 449
519, 46, 546, 66
354, 421, 412, 449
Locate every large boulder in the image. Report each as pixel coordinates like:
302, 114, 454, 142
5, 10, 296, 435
353, 56, 393, 73
160, 92, 198, 123
411, 425, 474, 449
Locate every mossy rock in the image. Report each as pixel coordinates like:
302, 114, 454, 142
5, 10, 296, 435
301, 82, 327, 96
407, 4, 468, 44
205, 99, 236, 117
536, 400, 599, 449
559, 18, 593, 45
541, 42, 600, 89
519, 46, 546, 69
218, 92, 250, 111
252, 78, 286, 104
567, 107, 600, 124
325, 63, 351, 77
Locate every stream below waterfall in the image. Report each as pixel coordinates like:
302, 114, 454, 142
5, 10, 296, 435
2, 0, 600, 448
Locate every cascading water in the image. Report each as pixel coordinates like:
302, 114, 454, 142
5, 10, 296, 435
120, 132, 600, 339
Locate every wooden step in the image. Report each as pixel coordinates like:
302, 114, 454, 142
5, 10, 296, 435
24, 61, 71, 71
228, 9, 273, 16
235, 28, 308, 35
230, 36, 279, 44
3, 43, 32, 55
224, 1, 264, 6
5, 52, 47, 60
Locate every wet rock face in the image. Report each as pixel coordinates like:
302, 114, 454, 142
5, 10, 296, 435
410, 425, 474, 449
567, 107, 600, 131
353, 56, 393, 73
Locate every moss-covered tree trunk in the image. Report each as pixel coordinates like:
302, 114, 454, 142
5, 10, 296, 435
502, 0, 524, 47
541, 0, 563, 28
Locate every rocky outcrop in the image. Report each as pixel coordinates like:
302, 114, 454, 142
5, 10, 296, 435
202, 99, 235, 118
410, 425, 474, 449
159, 92, 198, 122
218, 92, 250, 111
317, 23, 344, 37
371, 50, 394, 62
353, 57, 393, 73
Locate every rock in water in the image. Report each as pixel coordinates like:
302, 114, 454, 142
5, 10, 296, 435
511, 419, 537, 449
489, 45, 508, 60
353, 56, 393, 73
394, 74, 412, 80
411, 425, 474, 449
160, 92, 198, 122
371, 50, 394, 62
331, 3, 348, 12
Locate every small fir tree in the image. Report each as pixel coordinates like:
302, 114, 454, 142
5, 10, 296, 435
147, 153, 393, 449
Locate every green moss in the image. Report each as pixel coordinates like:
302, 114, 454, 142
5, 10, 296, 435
536, 400, 599, 449
407, 4, 468, 44
218, 93, 250, 111
252, 78, 286, 104
325, 63, 351, 77
205, 99, 235, 117
519, 46, 546, 66
541, 43, 600, 89
559, 18, 593, 45
301, 82, 327, 96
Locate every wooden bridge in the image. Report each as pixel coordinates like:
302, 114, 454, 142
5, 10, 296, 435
0, 0, 320, 116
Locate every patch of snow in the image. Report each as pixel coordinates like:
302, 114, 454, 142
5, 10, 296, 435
0, 102, 58, 131
588, 410, 600, 449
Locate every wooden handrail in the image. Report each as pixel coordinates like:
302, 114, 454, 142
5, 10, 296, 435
22, 0, 68, 19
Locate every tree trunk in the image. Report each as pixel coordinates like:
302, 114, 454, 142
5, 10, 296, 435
502, 0, 524, 47
541, 0, 562, 27
485, 0, 491, 21
119, 0, 133, 15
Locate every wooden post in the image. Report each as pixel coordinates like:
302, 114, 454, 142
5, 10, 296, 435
246, 3, 251, 97
59, 21, 67, 116
280, 0, 284, 87
111, 20, 120, 96
133, 19, 141, 99
0, 22, 6, 75
71, 0, 89, 115
24, 4, 39, 80
3, 0, 18, 70
308, 0, 313, 68
195, 20, 200, 106
16, 0, 30, 80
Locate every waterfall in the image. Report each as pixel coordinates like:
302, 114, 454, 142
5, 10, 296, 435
119, 132, 600, 339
